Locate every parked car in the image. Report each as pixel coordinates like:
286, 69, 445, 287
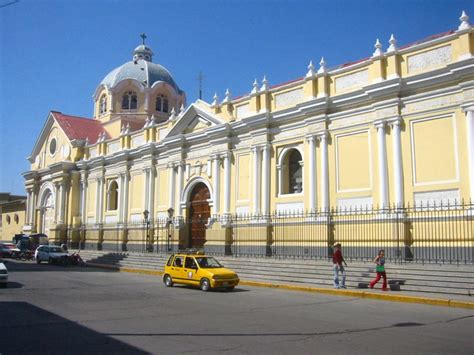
0, 243, 20, 258
0, 262, 8, 287
34, 245, 69, 265
163, 251, 239, 291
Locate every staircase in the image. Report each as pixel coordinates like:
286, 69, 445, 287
78, 250, 474, 296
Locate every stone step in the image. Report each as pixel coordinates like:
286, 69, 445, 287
78, 251, 473, 296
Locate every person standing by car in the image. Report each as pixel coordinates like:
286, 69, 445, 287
369, 249, 388, 291
332, 242, 347, 289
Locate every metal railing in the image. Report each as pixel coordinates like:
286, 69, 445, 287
231, 201, 473, 264
66, 200, 473, 264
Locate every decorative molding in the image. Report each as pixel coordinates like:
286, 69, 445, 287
236, 103, 250, 118
336, 196, 373, 209
407, 45, 451, 73
335, 69, 368, 94
414, 189, 460, 206
335, 129, 373, 193
235, 206, 250, 215
107, 141, 120, 154
131, 134, 145, 148
410, 113, 459, 187
275, 88, 304, 108
276, 202, 304, 213
89, 146, 98, 158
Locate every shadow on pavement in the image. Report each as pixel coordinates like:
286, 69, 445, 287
2, 281, 23, 289
1, 260, 119, 273
0, 302, 147, 354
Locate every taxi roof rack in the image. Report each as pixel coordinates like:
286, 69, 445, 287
180, 248, 205, 255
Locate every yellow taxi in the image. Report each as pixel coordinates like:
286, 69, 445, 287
163, 251, 239, 291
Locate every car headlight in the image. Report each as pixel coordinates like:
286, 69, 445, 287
212, 275, 222, 280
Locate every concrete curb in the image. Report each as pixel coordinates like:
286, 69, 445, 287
86, 262, 474, 310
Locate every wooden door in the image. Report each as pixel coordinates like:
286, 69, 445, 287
188, 183, 211, 248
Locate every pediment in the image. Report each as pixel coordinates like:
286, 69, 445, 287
166, 103, 225, 138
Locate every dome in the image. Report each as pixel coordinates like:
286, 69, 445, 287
100, 60, 182, 93
99, 37, 183, 94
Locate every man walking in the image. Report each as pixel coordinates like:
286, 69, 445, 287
332, 242, 347, 289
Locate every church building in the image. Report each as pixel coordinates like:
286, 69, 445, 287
22, 13, 474, 258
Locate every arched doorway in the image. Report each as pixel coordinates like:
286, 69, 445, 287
41, 190, 55, 236
187, 182, 211, 249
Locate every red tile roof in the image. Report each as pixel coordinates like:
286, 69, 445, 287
51, 111, 109, 144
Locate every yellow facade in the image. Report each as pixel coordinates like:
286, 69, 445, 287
22, 16, 474, 258
0, 194, 26, 241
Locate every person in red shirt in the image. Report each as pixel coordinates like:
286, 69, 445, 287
332, 242, 347, 289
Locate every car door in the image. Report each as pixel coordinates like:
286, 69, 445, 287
184, 257, 200, 286
170, 255, 187, 284
37, 246, 46, 261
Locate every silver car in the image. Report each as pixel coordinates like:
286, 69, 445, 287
0, 262, 8, 287
35, 245, 69, 265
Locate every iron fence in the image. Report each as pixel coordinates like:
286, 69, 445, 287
65, 200, 473, 264
232, 201, 474, 264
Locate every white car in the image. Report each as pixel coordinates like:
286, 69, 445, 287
0, 262, 8, 287
35, 245, 69, 265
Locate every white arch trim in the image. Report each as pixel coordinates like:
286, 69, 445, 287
37, 181, 56, 208
277, 145, 304, 166
180, 176, 214, 209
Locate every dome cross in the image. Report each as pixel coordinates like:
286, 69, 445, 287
140, 33, 147, 45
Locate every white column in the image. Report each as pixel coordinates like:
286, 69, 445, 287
94, 177, 105, 225
58, 182, 66, 224
54, 182, 60, 223
148, 167, 155, 221
223, 152, 232, 215
80, 178, 88, 224
252, 147, 261, 215
213, 155, 221, 216
465, 107, 474, 202
307, 135, 317, 212
30, 188, 36, 228
25, 189, 32, 225
375, 121, 389, 208
262, 144, 271, 215
109, 92, 115, 113
177, 163, 184, 216
390, 118, 404, 207
318, 133, 329, 211
168, 163, 176, 211
122, 172, 130, 223
143, 168, 150, 211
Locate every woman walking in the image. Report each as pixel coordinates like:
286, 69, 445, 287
369, 249, 388, 291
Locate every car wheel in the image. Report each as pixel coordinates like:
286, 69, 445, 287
200, 278, 210, 292
48, 257, 53, 265
36, 258, 41, 264
0, 283, 6, 288
163, 274, 173, 287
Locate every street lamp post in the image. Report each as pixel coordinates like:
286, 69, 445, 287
167, 207, 174, 252
143, 209, 150, 253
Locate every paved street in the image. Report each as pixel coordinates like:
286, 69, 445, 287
0, 260, 473, 354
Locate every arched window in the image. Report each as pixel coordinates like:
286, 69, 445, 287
99, 95, 108, 114
107, 181, 119, 211
6, 215, 11, 225
156, 94, 169, 113
288, 150, 303, 194
14, 214, 19, 224
280, 149, 303, 195
121, 91, 138, 110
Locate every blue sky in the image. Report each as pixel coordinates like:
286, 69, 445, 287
0, 0, 472, 195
